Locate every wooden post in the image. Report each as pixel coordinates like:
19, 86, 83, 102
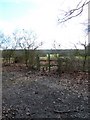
36, 55, 40, 71
57, 55, 62, 76
48, 53, 50, 72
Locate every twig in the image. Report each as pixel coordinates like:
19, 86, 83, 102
53, 108, 85, 114
58, 0, 90, 23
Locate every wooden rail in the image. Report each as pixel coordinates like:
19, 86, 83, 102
36, 53, 60, 72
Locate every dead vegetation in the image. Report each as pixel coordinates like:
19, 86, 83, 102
2, 64, 89, 119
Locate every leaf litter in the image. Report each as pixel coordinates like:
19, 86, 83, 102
2, 66, 89, 119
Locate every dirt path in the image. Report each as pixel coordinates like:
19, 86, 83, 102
2, 66, 89, 119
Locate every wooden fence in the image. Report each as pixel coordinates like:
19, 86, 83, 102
36, 53, 59, 72
2, 49, 88, 72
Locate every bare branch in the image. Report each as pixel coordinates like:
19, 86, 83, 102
58, 0, 90, 23
34, 42, 43, 50
78, 40, 87, 49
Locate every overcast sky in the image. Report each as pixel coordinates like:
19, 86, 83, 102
0, 0, 88, 49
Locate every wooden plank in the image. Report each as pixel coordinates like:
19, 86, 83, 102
48, 53, 50, 72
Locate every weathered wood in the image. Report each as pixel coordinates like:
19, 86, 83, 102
38, 53, 61, 72
36, 55, 40, 71
48, 53, 50, 72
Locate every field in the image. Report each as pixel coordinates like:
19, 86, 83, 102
2, 64, 89, 119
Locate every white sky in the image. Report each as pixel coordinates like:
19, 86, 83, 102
0, 0, 88, 49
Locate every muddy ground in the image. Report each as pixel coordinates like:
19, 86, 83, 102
2, 64, 89, 119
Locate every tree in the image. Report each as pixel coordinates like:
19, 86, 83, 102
57, 0, 89, 72
0, 31, 10, 49
86, 42, 90, 55
58, 0, 90, 23
0, 32, 14, 65
77, 40, 88, 71
12, 29, 43, 67
0, 32, 5, 49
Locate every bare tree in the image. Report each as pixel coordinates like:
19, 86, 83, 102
79, 40, 88, 71
52, 40, 61, 50
12, 29, 43, 50
12, 29, 43, 67
57, 0, 89, 72
0, 32, 10, 49
58, 0, 90, 23
0, 32, 14, 65
0, 32, 4, 49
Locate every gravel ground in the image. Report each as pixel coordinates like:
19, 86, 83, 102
2, 65, 89, 119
